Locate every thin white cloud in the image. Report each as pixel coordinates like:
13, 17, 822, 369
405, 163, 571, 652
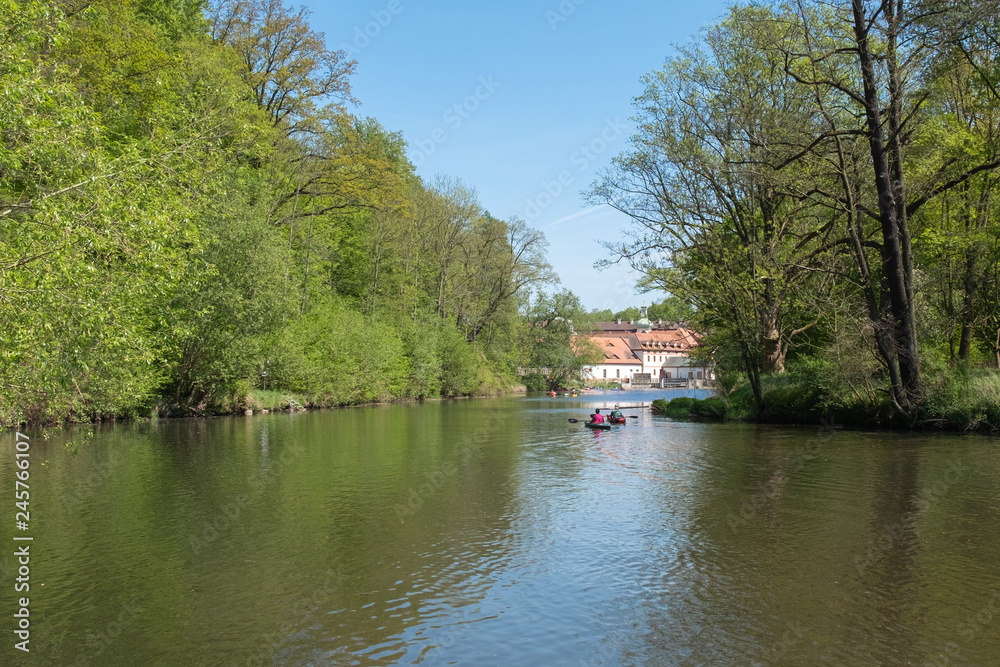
545, 205, 611, 229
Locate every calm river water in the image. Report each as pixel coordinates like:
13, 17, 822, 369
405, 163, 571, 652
2, 391, 1000, 665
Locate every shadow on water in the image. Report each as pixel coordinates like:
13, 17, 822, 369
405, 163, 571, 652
852, 443, 922, 665
3, 399, 1000, 665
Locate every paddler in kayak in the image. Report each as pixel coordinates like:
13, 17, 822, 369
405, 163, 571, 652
590, 408, 605, 424
608, 409, 625, 424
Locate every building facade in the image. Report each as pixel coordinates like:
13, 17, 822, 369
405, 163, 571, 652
577, 308, 714, 384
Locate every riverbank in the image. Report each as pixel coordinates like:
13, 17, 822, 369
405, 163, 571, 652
652, 364, 1000, 433
9, 388, 1000, 665
224, 385, 528, 417
4, 384, 530, 430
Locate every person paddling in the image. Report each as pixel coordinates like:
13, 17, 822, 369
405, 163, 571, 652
591, 408, 605, 424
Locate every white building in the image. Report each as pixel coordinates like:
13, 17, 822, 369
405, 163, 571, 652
578, 307, 714, 383
581, 336, 642, 382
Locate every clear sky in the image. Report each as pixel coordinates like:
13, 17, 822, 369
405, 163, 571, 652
301, 0, 731, 311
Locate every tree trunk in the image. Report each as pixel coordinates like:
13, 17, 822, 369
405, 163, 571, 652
995, 324, 1000, 368
741, 342, 765, 415
958, 184, 981, 361
852, 0, 921, 415
762, 329, 785, 374
958, 323, 973, 360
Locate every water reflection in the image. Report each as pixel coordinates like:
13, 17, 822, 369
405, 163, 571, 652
1, 396, 1000, 665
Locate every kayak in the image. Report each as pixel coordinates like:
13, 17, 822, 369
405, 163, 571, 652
584, 422, 612, 430
608, 417, 626, 425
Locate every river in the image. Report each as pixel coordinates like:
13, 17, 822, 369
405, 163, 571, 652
1, 391, 999, 665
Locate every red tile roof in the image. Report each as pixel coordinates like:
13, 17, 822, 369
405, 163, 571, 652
575, 327, 701, 363
597, 337, 641, 364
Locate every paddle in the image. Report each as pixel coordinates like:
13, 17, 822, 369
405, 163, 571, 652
568, 418, 579, 423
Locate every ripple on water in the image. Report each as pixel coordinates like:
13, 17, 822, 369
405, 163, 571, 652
11, 404, 1000, 665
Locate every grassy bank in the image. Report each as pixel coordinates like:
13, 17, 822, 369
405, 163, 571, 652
147, 382, 526, 421
652, 360, 1000, 432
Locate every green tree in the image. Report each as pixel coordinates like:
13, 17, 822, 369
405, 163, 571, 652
0, 0, 200, 422
769, 0, 1000, 415
590, 4, 835, 410
208, 0, 355, 134
164, 177, 293, 408
647, 297, 695, 323
522, 291, 602, 390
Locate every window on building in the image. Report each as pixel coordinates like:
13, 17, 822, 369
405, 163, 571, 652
616, 369, 620, 378
688, 371, 694, 379
603, 369, 607, 378
697, 371, 703, 379
666, 372, 671, 378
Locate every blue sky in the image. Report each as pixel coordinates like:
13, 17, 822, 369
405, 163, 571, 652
302, 0, 731, 311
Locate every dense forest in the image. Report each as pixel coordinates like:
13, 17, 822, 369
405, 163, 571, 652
0, 0, 582, 426
593, 0, 1000, 428
10, 0, 999, 430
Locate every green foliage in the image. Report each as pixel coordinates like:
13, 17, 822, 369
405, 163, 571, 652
520, 290, 598, 390
137, 0, 207, 38
0, 1, 201, 424
522, 373, 547, 392
437, 325, 490, 397
163, 177, 293, 408
647, 297, 695, 323
245, 389, 310, 411
0, 0, 553, 427
651, 396, 727, 420
57, 0, 180, 140
269, 299, 409, 404
918, 355, 1000, 431
399, 318, 442, 399
593, 1, 1000, 422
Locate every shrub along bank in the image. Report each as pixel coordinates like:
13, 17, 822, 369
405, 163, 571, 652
652, 357, 1000, 433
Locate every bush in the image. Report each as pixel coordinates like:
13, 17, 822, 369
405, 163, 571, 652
652, 396, 727, 420
692, 396, 728, 419
269, 299, 409, 404
523, 373, 547, 392
919, 362, 1000, 431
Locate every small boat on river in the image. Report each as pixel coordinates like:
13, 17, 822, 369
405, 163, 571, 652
584, 421, 612, 430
